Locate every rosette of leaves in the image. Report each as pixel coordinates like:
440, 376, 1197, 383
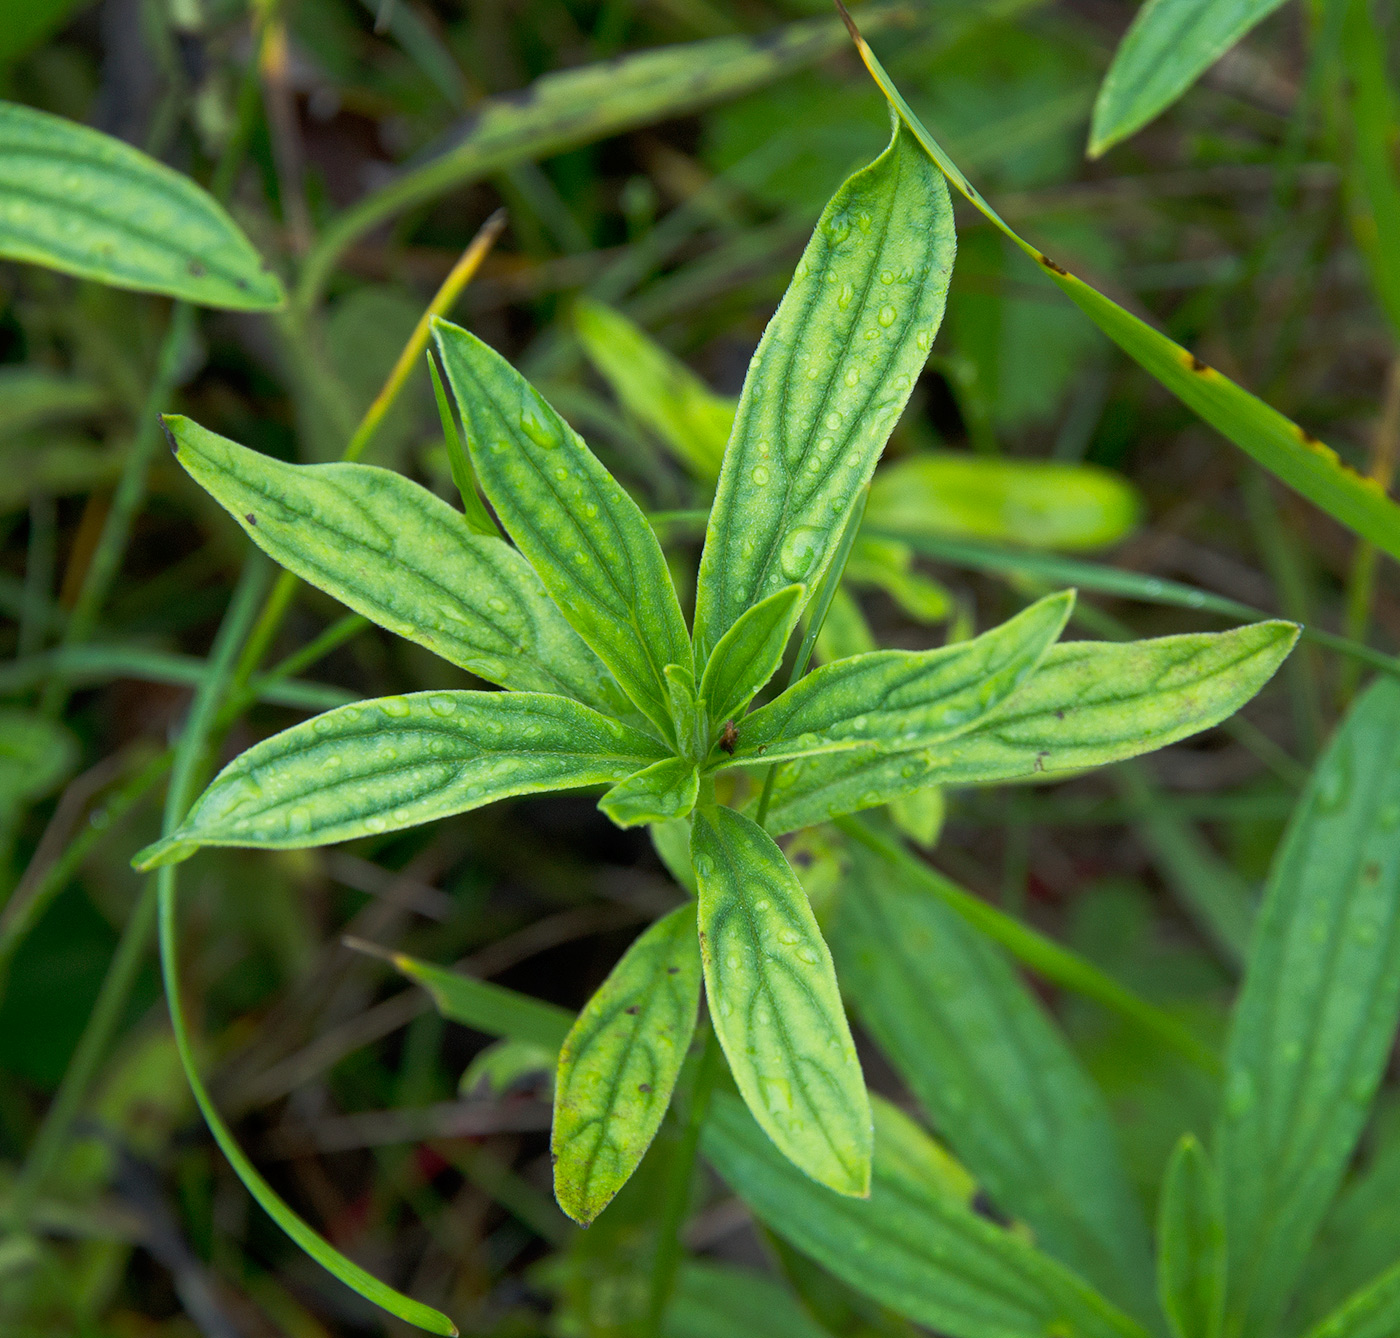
134, 120, 1295, 1225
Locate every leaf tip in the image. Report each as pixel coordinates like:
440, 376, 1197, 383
131, 834, 197, 871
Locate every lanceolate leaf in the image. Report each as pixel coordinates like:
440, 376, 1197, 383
759, 622, 1297, 834
1157, 1135, 1226, 1338
840, 19, 1400, 568
598, 757, 699, 828
691, 119, 955, 663
698, 584, 804, 731
553, 904, 701, 1225
0, 101, 283, 309
1301, 1265, 1400, 1338
867, 453, 1141, 552
691, 804, 870, 1197
1089, 0, 1290, 157
167, 416, 630, 717
1217, 677, 1400, 1338
433, 320, 691, 741
722, 590, 1072, 768
832, 841, 1157, 1321
134, 692, 667, 868
701, 1090, 1149, 1338
574, 299, 734, 481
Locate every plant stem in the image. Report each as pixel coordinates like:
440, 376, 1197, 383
646, 1027, 722, 1336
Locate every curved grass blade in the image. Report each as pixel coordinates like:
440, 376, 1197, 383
599, 757, 700, 828
832, 838, 1158, 1320
1089, 0, 1290, 157
0, 101, 283, 309
838, 12, 1400, 566
1217, 677, 1400, 1338
723, 590, 1073, 767
133, 692, 666, 869
692, 118, 955, 663
844, 536, 951, 624
701, 1090, 1149, 1338
553, 904, 701, 1224
1158, 1135, 1226, 1338
691, 804, 870, 1197
433, 320, 691, 741
759, 621, 1297, 832
1301, 1263, 1400, 1338
867, 452, 1141, 551
698, 584, 805, 732
166, 415, 630, 717
575, 299, 734, 482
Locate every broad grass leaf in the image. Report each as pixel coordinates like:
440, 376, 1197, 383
574, 299, 734, 481
698, 583, 805, 731
383, 949, 573, 1049
598, 757, 700, 828
692, 119, 954, 662
1217, 677, 1400, 1338
552, 904, 701, 1224
166, 415, 630, 718
664, 1261, 832, 1338
433, 320, 691, 742
0, 101, 283, 309
1157, 1135, 1225, 1338
721, 590, 1073, 768
832, 841, 1157, 1321
133, 692, 667, 868
760, 621, 1296, 833
1299, 1264, 1400, 1338
701, 1089, 1149, 1338
690, 804, 870, 1197
843, 27, 1400, 567
867, 453, 1141, 552
1089, 0, 1290, 157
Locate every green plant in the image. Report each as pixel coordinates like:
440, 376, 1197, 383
129, 114, 1293, 1329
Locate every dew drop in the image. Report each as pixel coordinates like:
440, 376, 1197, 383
751, 465, 770, 486
779, 526, 822, 580
428, 694, 456, 716
877, 304, 898, 328
380, 696, 411, 719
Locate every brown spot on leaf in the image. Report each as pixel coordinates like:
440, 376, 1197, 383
187, 259, 206, 277
1188, 354, 1209, 373
719, 720, 739, 755
1038, 253, 1068, 275
638, 1083, 651, 1093
667, 966, 679, 974
624, 1005, 639, 1015
245, 513, 257, 525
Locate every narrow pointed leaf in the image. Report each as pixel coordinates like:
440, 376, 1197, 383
1301, 1264, 1400, 1338
433, 320, 691, 739
133, 692, 667, 868
832, 840, 1157, 1320
692, 119, 955, 662
722, 590, 1073, 767
841, 21, 1400, 567
665, 1261, 834, 1338
698, 584, 804, 731
0, 101, 284, 308
760, 622, 1297, 833
702, 1090, 1149, 1338
166, 415, 630, 717
1217, 678, 1400, 1338
1089, 0, 1290, 157
691, 804, 870, 1197
599, 757, 700, 828
575, 299, 734, 482
1158, 1135, 1225, 1338
553, 904, 701, 1224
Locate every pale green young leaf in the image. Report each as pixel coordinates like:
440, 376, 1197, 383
1300, 1264, 1400, 1338
0, 101, 283, 309
701, 1090, 1149, 1338
651, 818, 697, 894
428, 351, 501, 538
870, 1096, 975, 1205
0, 709, 76, 808
166, 415, 630, 718
664, 1261, 833, 1338
1089, 0, 1290, 157
813, 585, 877, 665
1217, 677, 1400, 1338
133, 692, 667, 869
692, 119, 955, 662
867, 453, 1141, 552
433, 320, 691, 740
460, 1038, 556, 1097
698, 584, 804, 731
691, 804, 871, 1197
760, 621, 1297, 833
889, 785, 944, 847
598, 757, 700, 828
574, 298, 734, 481
1157, 1135, 1225, 1338
842, 24, 1400, 567
553, 904, 701, 1224
832, 840, 1157, 1320
380, 947, 573, 1050
844, 536, 951, 623
664, 662, 703, 760
721, 590, 1073, 768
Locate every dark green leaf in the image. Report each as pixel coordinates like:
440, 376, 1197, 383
664, 1261, 834, 1338
698, 584, 805, 732
1300, 1264, 1400, 1338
